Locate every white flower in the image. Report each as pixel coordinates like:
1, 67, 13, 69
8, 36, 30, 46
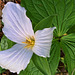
0, 2, 56, 74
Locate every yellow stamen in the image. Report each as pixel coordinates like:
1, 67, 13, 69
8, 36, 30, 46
22, 36, 35, 49
26, 37, 31, 42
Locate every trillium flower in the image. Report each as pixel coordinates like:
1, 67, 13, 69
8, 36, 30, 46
0, 2, 56, 74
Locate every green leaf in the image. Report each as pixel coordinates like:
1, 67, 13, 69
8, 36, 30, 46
48, 40, 60, 75
21, 0, 52, 25
53, 0, 74, 36
62, 10, 75, 35
0, 67, 5, 74
61, 33, 75, 75
67, 25, 75, 34
61, 33, 75, 43
32, 54, 51, 75
21, 0, 74, 37
19, 60, 43, 75
1, 35, 15, 50
34, 15, 55, 32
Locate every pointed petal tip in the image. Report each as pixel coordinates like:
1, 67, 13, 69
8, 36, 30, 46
33, 26, 55, 58
52, 27, 56, 30
42, 55, 50, 58
48, 55, 50, 57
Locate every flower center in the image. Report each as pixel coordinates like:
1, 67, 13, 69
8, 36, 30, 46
22, 36, 35, 49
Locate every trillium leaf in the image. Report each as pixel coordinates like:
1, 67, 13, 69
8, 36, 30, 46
19, 60, 43, 75
61, 33, 75, 75
67, 8, 75, 34
52, 0, 74, 36
62, 10, 75, 35
21, 0, 51, 25
21, 0, 74, 36
1, 35, 15, 50
67, 25, 75, 34
48, 40, 60, 75
32, 54, 51, 75
34, 15, 55, 32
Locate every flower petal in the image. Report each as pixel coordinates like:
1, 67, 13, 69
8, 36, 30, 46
2, 2, 34, 44
33, 27, 56, 57
0, 44, 33, 74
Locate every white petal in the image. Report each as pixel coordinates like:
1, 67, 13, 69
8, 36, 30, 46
2, 2, 34, 44
0, 44, 33, 74
33, 27, 56, 57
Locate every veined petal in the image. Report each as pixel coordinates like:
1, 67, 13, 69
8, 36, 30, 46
2, 2, 34, 44
0, 44, 33, 74
33, 27, 56, 57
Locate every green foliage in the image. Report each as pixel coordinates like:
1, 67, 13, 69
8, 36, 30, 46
32, 54, 51, 75
21, 0, 74, 36
61, 34, 75, 75
0, 67, 5, 74
1, 35, 15, 50
67, 25, 75, 34
49, 40, 60, 75
34, 15, 55, 32
21, 0, 75, 75
19, 60, 43, 75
